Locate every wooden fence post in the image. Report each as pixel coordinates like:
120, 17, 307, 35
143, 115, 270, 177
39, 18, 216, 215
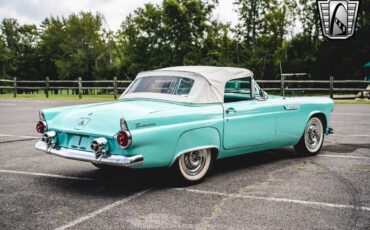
13, 77, 17, 98
78, 77, 82, 99
45, 76, 49, 98
280, 76, 285, 97
113, 77, 117, 99
329, 76, 334, 99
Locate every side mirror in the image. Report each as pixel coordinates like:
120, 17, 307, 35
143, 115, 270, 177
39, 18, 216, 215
262, 89, 268, 99
256, 89, 268, 101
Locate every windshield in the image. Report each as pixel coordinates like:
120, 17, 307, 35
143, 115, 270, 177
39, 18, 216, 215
225, 78, 251, 94
127, 76, 195, 96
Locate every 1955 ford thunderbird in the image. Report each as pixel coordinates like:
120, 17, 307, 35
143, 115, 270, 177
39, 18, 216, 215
35, 66, 334, 183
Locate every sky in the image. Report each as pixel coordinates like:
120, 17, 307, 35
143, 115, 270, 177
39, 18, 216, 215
0, 0, 239, 30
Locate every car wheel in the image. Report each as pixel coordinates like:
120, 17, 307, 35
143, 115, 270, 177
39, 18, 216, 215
176, 149, 212, 184
294, 116, 324, 156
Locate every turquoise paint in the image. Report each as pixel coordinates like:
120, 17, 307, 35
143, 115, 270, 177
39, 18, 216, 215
172, 127, 221, 165
223, 100, 276, 149
40, 95, 333, 169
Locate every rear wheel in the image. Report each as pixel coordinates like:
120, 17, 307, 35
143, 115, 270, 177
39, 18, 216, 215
294, 116, 324, 156
176, 149, 213, 184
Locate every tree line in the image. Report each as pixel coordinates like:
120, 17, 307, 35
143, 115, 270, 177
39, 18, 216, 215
0, 0, 369, 81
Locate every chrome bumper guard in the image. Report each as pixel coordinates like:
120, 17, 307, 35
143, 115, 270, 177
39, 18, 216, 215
35, 140, 143, 167
327, 127, 334, 135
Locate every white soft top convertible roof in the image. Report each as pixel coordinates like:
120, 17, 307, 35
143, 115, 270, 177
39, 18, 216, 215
122, 66, 254, 103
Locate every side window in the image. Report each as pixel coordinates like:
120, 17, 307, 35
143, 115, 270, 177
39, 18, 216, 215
224, 77, 252, 103
175, 77, 194, 95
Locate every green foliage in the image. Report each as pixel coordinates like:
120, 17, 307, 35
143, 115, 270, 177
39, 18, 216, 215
0, 0, 369, 81
0, 33, 10, 78
0, 18, 40, 79
118, 0, 220, 76
38, 13, 115, 81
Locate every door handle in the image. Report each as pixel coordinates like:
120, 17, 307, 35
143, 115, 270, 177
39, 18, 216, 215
226, 107, 237, 114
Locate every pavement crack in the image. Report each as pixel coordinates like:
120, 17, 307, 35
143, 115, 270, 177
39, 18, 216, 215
312, 160, 362, 228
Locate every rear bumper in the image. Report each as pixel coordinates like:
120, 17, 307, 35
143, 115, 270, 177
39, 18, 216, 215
35, 140, 143, 167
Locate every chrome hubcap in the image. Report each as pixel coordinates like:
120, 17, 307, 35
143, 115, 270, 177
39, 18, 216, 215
180, 150, 207, 176
305, 118, 323, 150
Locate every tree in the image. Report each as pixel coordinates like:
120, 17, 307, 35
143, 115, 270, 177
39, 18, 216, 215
0, 33, 10, 78
234, 0, 295, 78
118, 0, 222, 78
0, 0, 368, 83
37, 12, 116, 81
0, 18, 40, 80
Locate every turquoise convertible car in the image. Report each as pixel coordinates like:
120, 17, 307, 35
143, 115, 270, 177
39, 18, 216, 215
35, 66, 334, 183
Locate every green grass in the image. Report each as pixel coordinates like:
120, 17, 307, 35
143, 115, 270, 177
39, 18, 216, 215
0, 93, 115, 101
334, 99, 370, 104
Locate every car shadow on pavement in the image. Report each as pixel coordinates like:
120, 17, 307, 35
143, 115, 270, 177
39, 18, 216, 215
322, 143, 370, 153
37, 147, 303, 196
38, 142, 369, 196
212, 147, 300, 175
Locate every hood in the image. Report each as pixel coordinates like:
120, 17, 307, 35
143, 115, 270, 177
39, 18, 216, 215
45, 99, 188, 137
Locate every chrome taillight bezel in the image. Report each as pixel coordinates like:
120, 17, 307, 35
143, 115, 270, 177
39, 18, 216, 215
36, 120, 47, 134
117, 130, 132, 149
117, 117, 132, 149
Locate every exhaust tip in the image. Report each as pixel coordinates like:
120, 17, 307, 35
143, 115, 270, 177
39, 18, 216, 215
42, 131, 56, 146
91, 137, 109, 158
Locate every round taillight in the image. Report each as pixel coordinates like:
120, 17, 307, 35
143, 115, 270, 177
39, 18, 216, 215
36, 120, 46, 134
117, 131, 131, 148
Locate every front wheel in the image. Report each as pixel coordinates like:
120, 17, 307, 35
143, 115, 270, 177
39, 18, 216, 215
294, 116, 324, 156
176, 149, 213, 184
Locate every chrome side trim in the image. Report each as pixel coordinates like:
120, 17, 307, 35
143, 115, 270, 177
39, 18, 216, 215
35, 140, 143, 167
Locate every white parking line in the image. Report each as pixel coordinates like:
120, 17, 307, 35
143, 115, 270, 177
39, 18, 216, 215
0, 134, 39, 139
331, 120, 370, 124
333, 134, 370, 137
318, 155, 370, 160
55, 189, 150, 230
175, 188, 370, 212
0, 103, 16, 106
0, 169, 94, 181
332, 113, 370, 116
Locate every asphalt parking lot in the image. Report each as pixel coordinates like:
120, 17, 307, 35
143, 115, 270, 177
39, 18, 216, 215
0, 100, 369, 230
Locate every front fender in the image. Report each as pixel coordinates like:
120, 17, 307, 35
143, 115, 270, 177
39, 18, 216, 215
170, 127, 221, 166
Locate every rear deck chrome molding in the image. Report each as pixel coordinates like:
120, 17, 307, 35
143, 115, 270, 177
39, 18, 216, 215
35, 140, 143, 167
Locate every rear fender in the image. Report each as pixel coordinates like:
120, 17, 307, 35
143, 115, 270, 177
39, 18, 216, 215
170, 127, 220, 166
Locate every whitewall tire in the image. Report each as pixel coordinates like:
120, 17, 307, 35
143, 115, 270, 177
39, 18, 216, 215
177, 149, 212, 183
294, 116, 324, 156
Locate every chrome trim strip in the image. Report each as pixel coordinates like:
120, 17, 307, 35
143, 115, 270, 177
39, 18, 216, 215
35, 140, 143, 167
